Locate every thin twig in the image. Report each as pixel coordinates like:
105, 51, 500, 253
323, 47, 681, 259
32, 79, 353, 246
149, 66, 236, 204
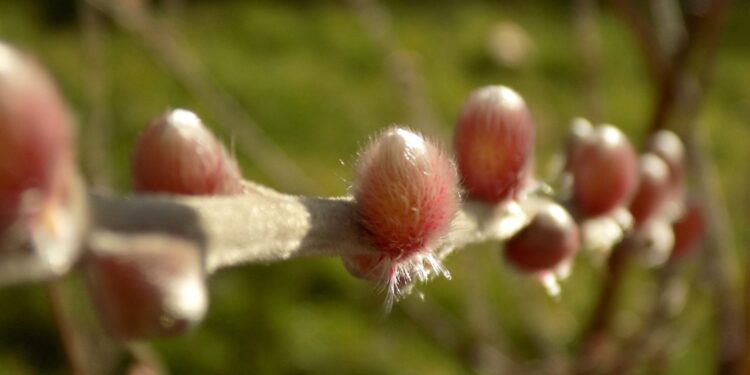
608, 0, 666, 84
686, 127, 744, 374
646, 0, 731, 133
80, 1, 112, 188
607, 264, 680, 374
573, 0, 604, 121
399, 298, 524, 374
574, 237, 633, 374
347, 0, 445, 138
46, 281, 91, 375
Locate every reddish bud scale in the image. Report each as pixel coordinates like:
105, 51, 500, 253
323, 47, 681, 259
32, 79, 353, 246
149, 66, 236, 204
570, 125, 638, 217
342, 253, 386, 281
671, 201, 705, 260
132, 109, 243, 196
629, 154, 671, 227
355, 127, 458, 258
84, 235, 207, 339
454, 85, 535, 203
0, 42, 74, 230
504, 201, 579, 273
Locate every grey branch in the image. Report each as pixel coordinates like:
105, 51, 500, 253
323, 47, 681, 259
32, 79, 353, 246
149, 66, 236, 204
89, 185, 527, 275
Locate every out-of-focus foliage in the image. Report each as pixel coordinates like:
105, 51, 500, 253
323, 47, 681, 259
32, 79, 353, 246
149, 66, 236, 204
0, 0, 748, 374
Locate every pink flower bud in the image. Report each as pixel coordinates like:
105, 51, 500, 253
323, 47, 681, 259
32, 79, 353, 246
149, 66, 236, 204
350, 127, 458, 302
355, 127, 458, 257
570, 124, 638, 217
84, 234, 207, 339
132, 109, 243, 195
0, 42, 74, 230
454, 85, 535, 203
504, 200, 579, 273
629, 154, 671, 227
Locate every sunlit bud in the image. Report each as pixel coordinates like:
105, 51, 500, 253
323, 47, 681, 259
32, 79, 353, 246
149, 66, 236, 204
84, 233, 208, 339
454, 85, 535, 202
565, 117, 594, 169
647, 130, 685, 196
634, 219, 675, 267
132, 109, 243, 195
504, 200, 579, 273
351, 126, 458, 305
0, 42, 74, 230
629, 154, 671, 227
355, 126, 458, 257
570, 124, 638, 217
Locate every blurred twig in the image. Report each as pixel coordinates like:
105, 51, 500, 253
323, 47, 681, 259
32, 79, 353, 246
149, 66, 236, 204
686, 124, 744, 374
574, 238, 633, 374
80, 1, 112, 188
608, 0, 667, 84
400, 298, 524, 375
46, 282, 90, 375
606, 264, 681, 374
86, 0, 317, 194
646, 0, 731, 134
347, 0, 445, 138
649, 0, 687, 60
576, 0, 738, 373
573, 0, 604, 121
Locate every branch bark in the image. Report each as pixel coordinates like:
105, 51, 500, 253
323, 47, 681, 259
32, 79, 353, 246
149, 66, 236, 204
87, 185, 527, 274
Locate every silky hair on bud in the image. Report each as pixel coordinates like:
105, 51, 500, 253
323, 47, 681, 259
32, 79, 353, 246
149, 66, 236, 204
351, 126, 458, 308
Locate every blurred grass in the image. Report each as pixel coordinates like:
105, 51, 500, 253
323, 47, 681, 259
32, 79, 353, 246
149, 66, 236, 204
0, 0, 748, 374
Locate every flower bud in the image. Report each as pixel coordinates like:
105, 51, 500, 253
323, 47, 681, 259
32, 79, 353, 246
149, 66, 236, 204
355, 127, 458, 257
647, 130, 685, 196
629, 154, 671, 227
633, 219, 675, 267
84, 233, 207, 339
0, 42, 74, 231
570, 124, 638, 217
454, 85, 535, 202
504, 200, 579, 273
132, 109, 243, 195
349, 127, 458, 302
564, 117, 594, 171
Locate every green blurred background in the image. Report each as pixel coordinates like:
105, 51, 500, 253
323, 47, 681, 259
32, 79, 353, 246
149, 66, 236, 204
0, 0, 748, 373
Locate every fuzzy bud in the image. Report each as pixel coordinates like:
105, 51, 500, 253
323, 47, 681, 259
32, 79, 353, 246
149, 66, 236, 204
454, 85, 535, 202
84, 233, 208, 339
503, 200, 579, 273
132, 109, 243, 195
355, 127, 458, 257
0, 42, 74, 231
349, 127, 458, 303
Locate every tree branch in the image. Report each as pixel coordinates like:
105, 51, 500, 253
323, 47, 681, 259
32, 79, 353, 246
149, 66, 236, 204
83, 183, 528, 276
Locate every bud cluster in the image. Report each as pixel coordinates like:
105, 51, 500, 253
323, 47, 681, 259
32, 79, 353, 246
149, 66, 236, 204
345, 85, 703, 303
0, 34, 707, 339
